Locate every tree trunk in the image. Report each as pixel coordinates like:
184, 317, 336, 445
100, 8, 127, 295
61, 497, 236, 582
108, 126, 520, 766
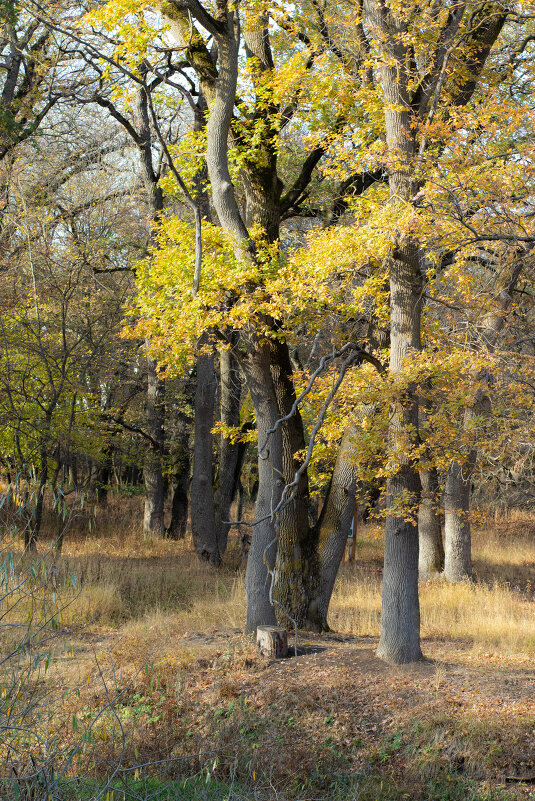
269, 339, 317, 630
25, 446, 48, 552
375, 244, 423, 659
190, 347, 219, 564
369, 0, 423, 664
418, 467, 444, 579
310, 425, 359, 629
143, 356, 165, 538
444, 456, 474, 581
376, 247, 423, 663
168, 475, 189, 540
242, 343, 281, 632
96, 444, 113, 507
167, 406, 191, 540
214, 346, 242, 555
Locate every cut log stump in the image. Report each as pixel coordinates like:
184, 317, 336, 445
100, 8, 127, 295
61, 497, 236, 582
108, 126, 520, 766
256, 626, 288, 658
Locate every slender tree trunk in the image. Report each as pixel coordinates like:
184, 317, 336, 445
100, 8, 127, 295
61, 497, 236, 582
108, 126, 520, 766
167, 402, 191, 540
444, 456, 474, 581
214, 346, 242, 555
143, 356, 165, 538
25, 446, 48, 552
418, 467, 444, 579
96, 444, 113, 507
168, 474, 189, 539
443, 266, 522, 581
190, 347, 219, 564
310, 425, 359, 628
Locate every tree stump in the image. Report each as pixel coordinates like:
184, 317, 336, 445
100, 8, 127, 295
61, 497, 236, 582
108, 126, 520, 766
256, 626, 288, 658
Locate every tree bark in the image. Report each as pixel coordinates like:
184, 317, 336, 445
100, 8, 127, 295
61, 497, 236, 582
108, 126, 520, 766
269, 339, 317, 630
242, 343, 280, 632
311, 425, 359, 628
190, 347, 219, 564
143, 356, 165, 538
167, 404, 191, 540
164, 2, 361, 631
214, 346, 242, 555
25, 445, 48, 553
369, 0, 423, 662
444, 456, 474, 581
418, 467, 444, 579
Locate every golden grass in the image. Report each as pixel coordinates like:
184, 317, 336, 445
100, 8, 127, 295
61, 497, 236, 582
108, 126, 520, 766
329, 522, 535, 653
4, 504, 535, 656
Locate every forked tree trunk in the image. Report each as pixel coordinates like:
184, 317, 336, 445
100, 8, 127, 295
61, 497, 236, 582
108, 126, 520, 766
418, 467, 444, 579
143, 356, 165, 538
444, 457, 474, 581
269, 339, 317, 629
190, 348, 219, 564
165, 4, 361, 631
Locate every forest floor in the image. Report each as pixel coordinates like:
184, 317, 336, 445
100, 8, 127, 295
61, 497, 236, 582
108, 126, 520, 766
2, 500, 535, 800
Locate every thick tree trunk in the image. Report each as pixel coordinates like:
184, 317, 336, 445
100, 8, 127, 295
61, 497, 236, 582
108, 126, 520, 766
269, 339, 317, 629
214, 346, 242, 555
190, 348, 219, 564
242, 344, 280, 632
418, 467, 444, 579
444, 456, 474, 581
376, 247, 423, 663
368, 0, 423, 664
143, 356, 165, 538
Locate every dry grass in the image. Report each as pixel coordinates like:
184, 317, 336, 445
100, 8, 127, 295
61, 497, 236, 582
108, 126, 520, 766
330, 521, 535, 654
7, 506, 535, 655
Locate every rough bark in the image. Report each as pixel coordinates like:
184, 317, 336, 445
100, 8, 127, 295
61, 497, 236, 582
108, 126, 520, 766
242, 344, 280, 632
367, 0, 423, 663
444, 455, 475, 581
418, 467, 444, 579
269, 338, 316, 629
190, 347, 219, 564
